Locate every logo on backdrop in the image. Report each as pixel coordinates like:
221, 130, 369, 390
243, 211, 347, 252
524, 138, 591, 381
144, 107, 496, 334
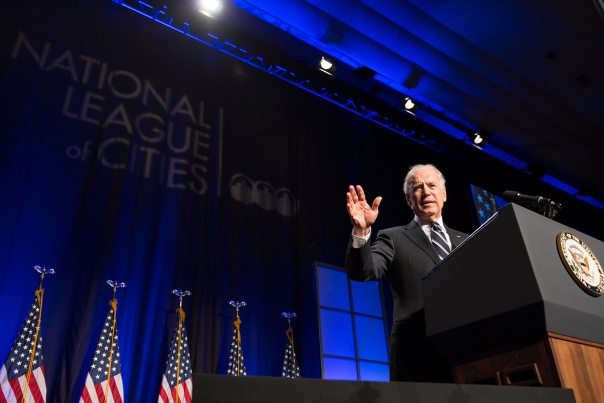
230, 174, 299, 217
10, 31, 219, 196
9, 30, 300, 212
556, 231, 604, 296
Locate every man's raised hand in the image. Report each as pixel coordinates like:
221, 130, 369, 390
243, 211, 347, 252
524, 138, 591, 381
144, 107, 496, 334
346, 185, 382, 237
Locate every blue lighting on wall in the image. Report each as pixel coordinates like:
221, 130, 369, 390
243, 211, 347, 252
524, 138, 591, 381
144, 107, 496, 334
576, 196, 604, 209
541, 174, 578, 195
475, 143, 528, 170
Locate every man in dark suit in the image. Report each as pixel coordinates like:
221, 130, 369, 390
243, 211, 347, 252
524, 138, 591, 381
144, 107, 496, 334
345, 164, 468, 382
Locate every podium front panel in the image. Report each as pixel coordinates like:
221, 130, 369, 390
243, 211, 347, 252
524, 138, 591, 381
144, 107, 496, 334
423, 203, 604, 357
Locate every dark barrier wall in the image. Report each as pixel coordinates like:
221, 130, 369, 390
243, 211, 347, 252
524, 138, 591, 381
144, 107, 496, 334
1, 0, 602, 401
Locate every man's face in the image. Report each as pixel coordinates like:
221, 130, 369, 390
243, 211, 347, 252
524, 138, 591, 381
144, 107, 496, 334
405, 168, 447, 222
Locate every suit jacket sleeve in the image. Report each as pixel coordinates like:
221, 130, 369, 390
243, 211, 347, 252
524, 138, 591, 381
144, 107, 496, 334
345, 230, 395, 282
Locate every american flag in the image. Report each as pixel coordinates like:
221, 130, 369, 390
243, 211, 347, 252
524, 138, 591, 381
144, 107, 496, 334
226, 318, 246, 376
0, 293, 46, 403
281, 328, 300, 378
158, 309, 192, 403
471, 184, 504, 225
79, 304, 124, 403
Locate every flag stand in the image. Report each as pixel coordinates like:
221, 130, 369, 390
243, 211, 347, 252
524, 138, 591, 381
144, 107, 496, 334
20, 265, 55, 403
281, 312, 301, 378
172, 289, 192, 403
158, 289, 194, 402
104, 279, 126, 403
227, 301, 247, 376
79, 279, 126, 402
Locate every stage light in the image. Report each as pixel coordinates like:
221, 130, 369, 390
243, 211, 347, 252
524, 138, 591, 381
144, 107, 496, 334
404, 97, 415, 110
199, 0, 223, 17
320, 57, 332, 70
201, 0, 220, 10
471, 130, 491, 147
318, 57, 337, 75
397, 97, 419, 114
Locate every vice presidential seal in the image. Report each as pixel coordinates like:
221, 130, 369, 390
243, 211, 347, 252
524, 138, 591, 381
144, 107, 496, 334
557, 231, 604, 296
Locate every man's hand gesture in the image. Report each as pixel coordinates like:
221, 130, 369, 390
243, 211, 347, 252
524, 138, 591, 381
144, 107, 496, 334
346, 185, 382, 237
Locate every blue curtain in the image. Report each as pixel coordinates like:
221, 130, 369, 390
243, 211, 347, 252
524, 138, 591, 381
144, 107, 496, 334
7, 0, 600, 402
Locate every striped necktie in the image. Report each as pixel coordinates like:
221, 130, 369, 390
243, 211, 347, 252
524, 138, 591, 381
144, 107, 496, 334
431, 222, 451, 260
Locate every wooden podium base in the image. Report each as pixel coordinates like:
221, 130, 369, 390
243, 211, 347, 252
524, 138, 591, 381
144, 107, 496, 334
451, 333, 604, 403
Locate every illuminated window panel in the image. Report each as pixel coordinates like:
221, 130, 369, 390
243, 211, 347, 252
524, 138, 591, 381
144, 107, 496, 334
317, 265, 350, 310
351, 280, 382, 316
319, 308, 355, 358
354, 315, 388, 362
359, 361, 389, 382
323, 357, 358, 381
315, 263, 389, 382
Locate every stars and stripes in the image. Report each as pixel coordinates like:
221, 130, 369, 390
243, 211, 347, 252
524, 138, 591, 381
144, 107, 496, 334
280, 313, 299, 378
79, 305, 124, 403
281, 330, 300, 378
430, 222, 451, 260
158, 309, 192, 403
471, 185, 501, 225
226, 318, 246, 376
0, 293, 46, 403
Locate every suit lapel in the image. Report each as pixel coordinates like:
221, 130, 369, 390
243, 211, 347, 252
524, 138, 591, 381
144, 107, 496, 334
403, 219, 440, 264
444, 224, 465, 250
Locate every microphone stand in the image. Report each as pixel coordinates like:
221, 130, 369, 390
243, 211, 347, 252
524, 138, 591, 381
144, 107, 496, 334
537, 198, 562, 219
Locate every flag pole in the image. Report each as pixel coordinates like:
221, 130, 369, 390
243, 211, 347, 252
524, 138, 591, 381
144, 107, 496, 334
104, 280, 126, 403
282, 312, 298, 379
21, 265, 55, 403
229, 301, 247, 376
172, 289, 192, 403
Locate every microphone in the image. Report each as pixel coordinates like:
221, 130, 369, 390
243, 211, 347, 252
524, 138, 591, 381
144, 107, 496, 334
502, 190, 547, 207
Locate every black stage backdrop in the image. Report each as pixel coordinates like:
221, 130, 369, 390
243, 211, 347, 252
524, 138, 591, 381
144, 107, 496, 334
1, 0, 603, 402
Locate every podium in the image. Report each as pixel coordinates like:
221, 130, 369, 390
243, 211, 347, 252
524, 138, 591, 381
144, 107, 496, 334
423, 203, 604, 403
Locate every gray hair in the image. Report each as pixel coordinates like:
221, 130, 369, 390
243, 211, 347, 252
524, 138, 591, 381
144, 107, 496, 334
403, 164, 446, 195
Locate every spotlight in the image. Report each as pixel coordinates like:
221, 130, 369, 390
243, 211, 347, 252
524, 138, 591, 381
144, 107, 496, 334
398, 97, 419, 114
319, 57, 336, 75
471, 130, 491, 147
404, 97, 416, 110
320, 57, 332, 70
199, 0, 223, 17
